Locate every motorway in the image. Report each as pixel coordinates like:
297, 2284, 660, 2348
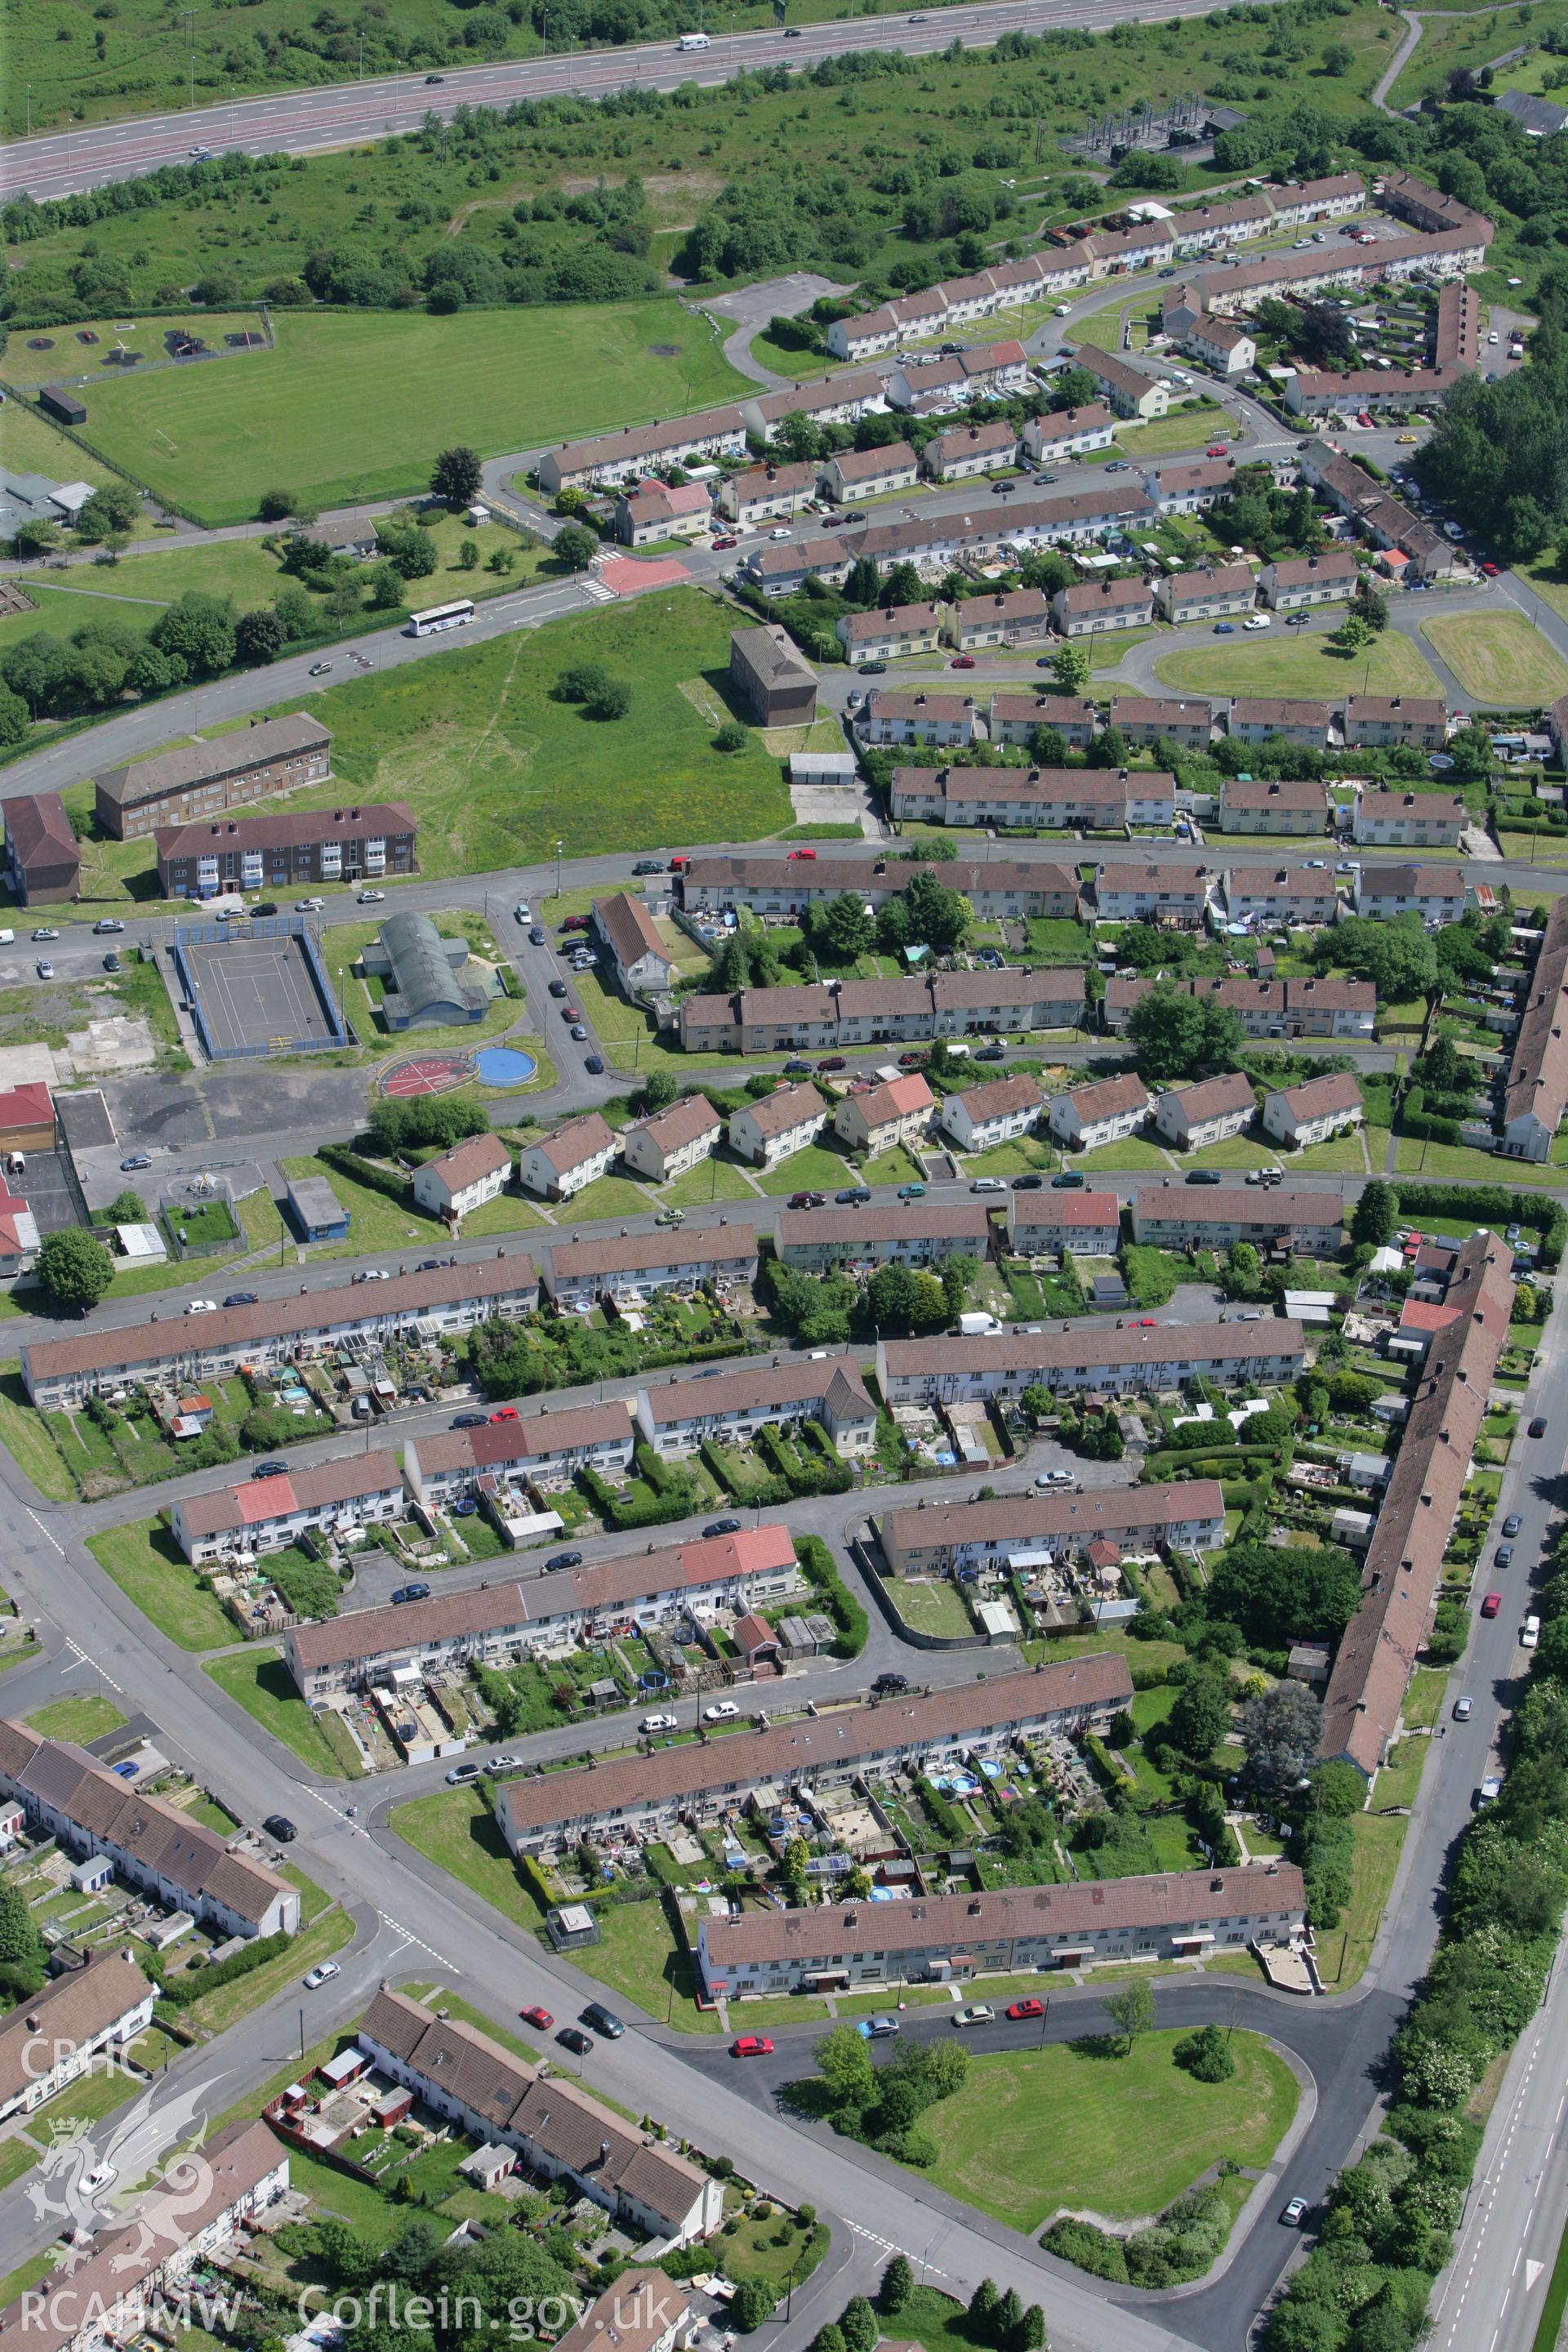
2, 0, 1276, 203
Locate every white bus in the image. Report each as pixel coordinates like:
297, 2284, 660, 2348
408, 598, 476, 637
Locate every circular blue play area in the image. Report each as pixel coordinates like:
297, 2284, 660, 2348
474, 1046, 537, 1088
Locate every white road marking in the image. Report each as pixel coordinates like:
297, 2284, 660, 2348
1526, 2260, 1545, 2291
378, 1910, 461, 1971
26, 1507, 64, 1555
65, 1637, 122, 1693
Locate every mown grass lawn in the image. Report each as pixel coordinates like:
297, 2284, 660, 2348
65, 305, 750, 525
259, 592, 791, 878
184, 1900, 354, 2034
553, 1892, 721, 2030
87, 1519, 234, 1650
203, 1647, 363, 1779
0, 1362, 75, 1500
755, 1143, 858, 1196
25, 1695, 127, 1743
662, 1154, 760, 1209
918, 2029, 1298, 2230
1155, 630, 1440, 701
1291, 1129, 1370, 1172
1393, 1136, 1568, 1186
1176, 1134, 1276, 1170
390, 1788, 542, 1931
1422, 610, 1568, 706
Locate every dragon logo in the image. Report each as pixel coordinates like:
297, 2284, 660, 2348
25, 2063, 229, 2264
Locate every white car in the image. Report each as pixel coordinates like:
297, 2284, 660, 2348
1488, 330, 1499, 345
185, 1299, 218, 1316
34, 960, 53, 979
951, 2003, 994, 2028
703, 1701, 740, 1722
769, 527, 793, 540
358, 888, 385, 904
488, 1753, 520, 1771
1243, 613, 1272, 630
641, 1712, 679, 1733
296, 897, 326, 912
1454, 1695, 1474, 1722
514, 902, 532, 922
303, 1961, 341, 1990
1522, 1616, 1541, 1649
82, 2163, 117, 2196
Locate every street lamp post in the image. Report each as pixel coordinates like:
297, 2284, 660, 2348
555, 837, 564, 900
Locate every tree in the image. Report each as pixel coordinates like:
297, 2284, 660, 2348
631, 1069, 679, 1117
430, 446, 483, 506
379, 523, 439, 581
1238, 1682, 1322, 1801
1169, 1665, 1232, 1761
968, 2283, 1001, 2335
1051, 643, 1091, 697
1333, 613, 1371, 654
813, 2022, 875, 2108
105, 1189, 146, 1223
0, 1882, 47, 2000
1103, 1976, 1156, 2054
586, 675, 632, 720
1019, 1382, 1053, 1425
880, 2256, 913, 2314
714, 720, 747, 752
1127, 982, 1246, 1084
1016, 2310, 1046, 2352
1351, 1178, 1398, 1248
366, 561, 407, 611
1321, 38, 1354, 71
38, 1228, 114, 1315
235, 606, 287, 666
729, 2282, 777, 2334
840, 2303, 878, 2352
150, 590, 236, 675
0, 685, 29, 747
274, 581, 316, 641
1174, 2023, 1236, 2082
258, 488, 299, 521
996, 2289, 1024, 2350
1351, 579, 1388, 633
553, 522, 599, 570
1207, 1541, 1361, 1650
75, 483, 141, 541
819, 893, 875, 959
457, 538, 479, 572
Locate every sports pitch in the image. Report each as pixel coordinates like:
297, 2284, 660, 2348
178, 931, 342, 1058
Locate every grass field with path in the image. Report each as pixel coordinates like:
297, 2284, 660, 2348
1155, 629, 1441, 701
917, 2029, 1298, 2230
258, 591, 791, 875
1421, 611, 1568, 705
87, 1519, 234, 1650
62, 306, 749, 526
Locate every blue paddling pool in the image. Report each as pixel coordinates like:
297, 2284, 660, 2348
474, 1046, 537, 1087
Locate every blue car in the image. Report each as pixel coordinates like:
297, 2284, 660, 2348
1214, 621, 1236, 634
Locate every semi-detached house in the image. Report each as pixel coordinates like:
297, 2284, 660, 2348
1217, 777, 1330, 835
946, 589, 1054, 651
1227, 698, 1333, 749
619, 1095, 721, 1185
875, 1319, 1309, 1405
938, 1074, 1041, 1152
0, 1951, 156, 2127
1052, 577, 1154, 638
989, 694, 1099, 751
1093, 864, 1212, 925
1048, 1072, 1150, 1152
1345, 702, 1450, 756
20, 1256, 541, 1410
718, 461, 817, 525
1258, 551, 1360, 611
1353, 786, 1464, 848
728, 1082, 828, 1169
838, 602, 945, 666
1155, 563, 1257, 626
821, 443, 919, 503
697, 1864, 1306, 1997
1224, 866, 1339, 924
1130, 1183, 1343, 1254
1354, 864, 1468, 926
858, 692, 977, 749
593, 893, 676, 996
411, 1129, 513, 1223
1022, 405, 1116, 462
516, 1112, 617, 1202
0, 1722, 298, 1938
1261, 1072, 1365, 1150
1151, 1071, 1258, 1152
170, 1451, 404, 1566
880, 1480, 1227, 1576
833, 1072, 934, 1156
287, 1525, 800, 1702
1145, 458, 1236, 516
922, 421, 1019, 482
494, 1662, 1132, 1855
540, 1226, 759, 1308
1009, 1188, 1121, 1257
633, 1355, 878, 1455
1110, 695, 1213, 751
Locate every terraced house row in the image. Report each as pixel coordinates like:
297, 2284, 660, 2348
494, 1661, 1133, 1855
1103, 973, 1376, 1040
878, 1480, 1228, 1576
678, 853, 1080, 923
677, 968, 1085, 1054
20, 1255, 542, 1410
875, 1319, 1308, 1405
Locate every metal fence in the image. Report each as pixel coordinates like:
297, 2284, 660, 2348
170, 914, 351, 1062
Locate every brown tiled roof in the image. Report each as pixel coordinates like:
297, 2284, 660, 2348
554, 2272, 693, 2352
734, 1082, 825, 1138
1159, 1072, 1257, 1124
1270, 1073, 1364, 1118
948, 1074, 1040, 1124
626, 1095, 722, 1157
1288, 977, 1374, 1013
776, 1204, 991, 1253
1345, 700, 1446, 733
881, 1320, 1307, 1383
640, 1353, 875, 1427
1058, 576, 1152, 614
545, 1226, 757, 1283
1110, 695, 1213, 731
1134, 1183, 1341, 1230
1221, 777, 1330, 812
842, 603, 943, 644
844, 1074, 933, 1127
21, 1255, 538, 1385
416, 1402, 633, 1481
534, 1112, 616, 1178
497, 1661, 1133, 1838
702, 1863, 1305, 1969
1321, 1232, 1513, 1775
1061, 1073, 1150, 1122
545, 405, 746, 476
424, 1130, 512, 1196
1227, 864, 1335, 896
594, 893, 670, 973
830, 441, 917, 481
1504, 895, 1568, 1135
155, 802, 414, 863
1266, 551, 1359, 588
864, 692, 974, 724
1357, 863, 1465, 898
0, 1950, 153, 2107
1228, 702, 1332, 731
1163, 562, 1256, 602
885, 1478, 1225, 1556
4, 792, 77, 870
176, 1450, 401, 1539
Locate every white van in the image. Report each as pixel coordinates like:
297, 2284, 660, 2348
677, 29, 710, 47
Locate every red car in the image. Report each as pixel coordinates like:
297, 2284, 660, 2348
563, 1004, 581, 1022
1206, 443, 1229, 457
951, 653, 977, 669
788, 845, 817, 860
490, 1406, 519, 1422
1480, 561, 1500, 576
711, 535, 737, 550
561, 914, 590, 932
732, 2034, 775, 2056
1006, 1998, 1045, 2021
1481, 1592, 1502, 1619
1137, 1316, 1157, 1327
521, 2005, 554, 2031
898, 1050, 929, 1068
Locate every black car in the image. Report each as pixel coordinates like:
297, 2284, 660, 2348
452, 1410, 489, 1428
225, 1290, 258, 1307
704, 1517, 742, 1539
546, 1548, 584, 1572
836, 1186, 872, 1205
1052, 1171, 1085, 1189
859, 660, 887, 675
633, 859, 663, 875
418, 1258, 443, 1272
425, 70, 444, 80
1011, 1174, 1043, 1192
1531, 1418, 1548, 1437
586, 1055, 605, 1074
252, 1458, 288, 1478
392, 1582, 432, 1605
558, 2026, 594, 2056
1186, 1169, 1223, 1185
549, 979, 568, 998
582, 2002, 625, 2038
872, 1672, 910, 1695
974, 1043, 1005, 1061
252, 902, 278, 917
530, 927, 547, 945
103, 953, 122, 973
783, 1058, 813, 1075
263, 1814, 297, 1842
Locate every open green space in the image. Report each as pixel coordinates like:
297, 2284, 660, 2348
662, 1154, 760, 1209
1115, 408, 1227, 461
1155, 629, 1441, 701
552, 1892, 719, 2029
390, 1787, 541, 1931
1393, 1136, 1568, 1187
25, 1695, 127, 1743
203, 1647, 365, 1778
0, 1363, 77, 1500
185, 1900, 354, 2034
0, 400, 122, 492
755, 1140, 858, 1195
1421, 611, 1568, 706
1177, 1134, 1276, 1170
87, 1518, 234, 1650
47, 305, 748, 526
918, 2029, 1297, 2231
1291, 1128, 1370, 1172
255, 591, 790, 875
